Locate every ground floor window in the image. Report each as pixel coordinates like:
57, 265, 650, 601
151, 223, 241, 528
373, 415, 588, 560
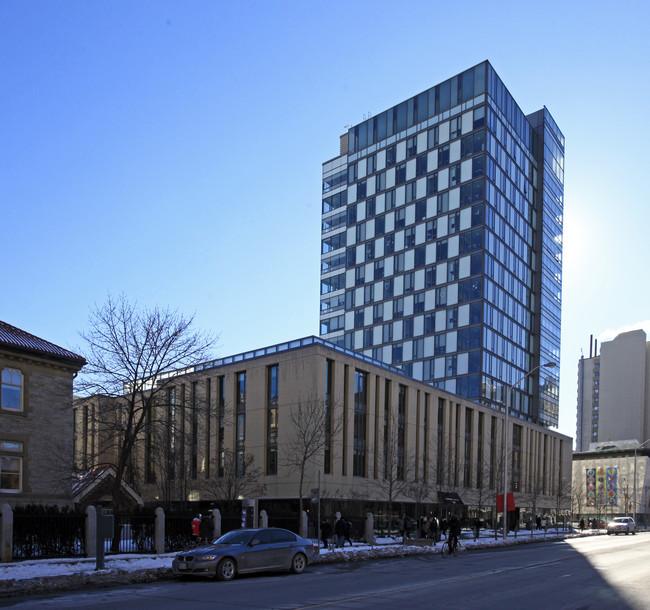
0, 440, 23, 492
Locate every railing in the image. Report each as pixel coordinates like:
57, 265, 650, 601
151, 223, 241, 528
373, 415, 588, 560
105, 514, 156, 554
12, 512, 86, 561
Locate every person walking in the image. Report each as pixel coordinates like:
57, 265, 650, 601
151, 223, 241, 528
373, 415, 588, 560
334, 516, 347, 548
191, 514, 201, 544
320, 519, 332, 549
199, 513, 213, 544
428, 516, 439, 545
344, 518, 353, 546
579, 517, 585, 531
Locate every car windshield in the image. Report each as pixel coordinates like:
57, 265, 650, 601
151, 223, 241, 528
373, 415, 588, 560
613, 518, 629, 523
215, 530, 255, 545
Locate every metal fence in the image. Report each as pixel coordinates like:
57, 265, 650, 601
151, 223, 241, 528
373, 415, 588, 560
12, 512, 86, 561
104, 514, 156, 554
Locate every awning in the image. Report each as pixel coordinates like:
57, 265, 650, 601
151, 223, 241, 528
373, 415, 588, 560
437, 491, 464, 505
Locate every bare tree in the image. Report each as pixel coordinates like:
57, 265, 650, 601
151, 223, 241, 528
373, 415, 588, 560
527, 469, 545, 537
282, 394, 342, 528
553, 476, 573, 531
76, 293, 217, 550
572, 477, 588, 523
368, 411, 411, 527
201, 450, 266, 515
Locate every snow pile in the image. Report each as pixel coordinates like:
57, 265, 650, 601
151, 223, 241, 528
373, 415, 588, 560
0, 528, 598, 597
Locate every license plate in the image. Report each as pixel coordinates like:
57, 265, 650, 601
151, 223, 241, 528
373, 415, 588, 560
177, 562, 188, 570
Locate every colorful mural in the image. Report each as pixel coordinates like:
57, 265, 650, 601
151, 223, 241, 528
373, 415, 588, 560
586, 467, 617, 507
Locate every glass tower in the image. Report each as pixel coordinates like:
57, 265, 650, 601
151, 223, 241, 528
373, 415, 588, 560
320, 61, 563, 427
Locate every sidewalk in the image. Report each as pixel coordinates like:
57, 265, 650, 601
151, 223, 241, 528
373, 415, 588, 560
0, 528, 602, 598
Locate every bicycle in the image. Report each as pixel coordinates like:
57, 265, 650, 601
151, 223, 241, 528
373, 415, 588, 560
441, 535, 461, 557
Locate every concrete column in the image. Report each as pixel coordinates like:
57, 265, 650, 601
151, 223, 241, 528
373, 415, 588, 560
85, 505, 96, 558
154, 507, 165, 554
365, 512, 375, 544
259, 509, 268, 528
211, 508, 221, 539
1, 504, 13, 563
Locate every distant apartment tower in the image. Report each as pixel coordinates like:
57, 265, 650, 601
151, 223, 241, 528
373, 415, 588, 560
576, 329, 650, 451
320, 61, 564, 427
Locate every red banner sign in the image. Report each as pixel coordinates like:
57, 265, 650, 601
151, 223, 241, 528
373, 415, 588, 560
496, 493, 516, 512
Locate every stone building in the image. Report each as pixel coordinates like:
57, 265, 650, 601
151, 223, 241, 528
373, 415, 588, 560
0, 321, 85, 506
74, 336, 571, 525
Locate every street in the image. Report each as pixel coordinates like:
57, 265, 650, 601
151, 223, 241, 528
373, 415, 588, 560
3, 534, 649, 609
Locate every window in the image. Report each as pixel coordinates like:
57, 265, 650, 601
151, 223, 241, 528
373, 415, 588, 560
436, 239, 448, 260
383, 322, 393, 342
366, 197, 376, 218
449, 163, 461, 186
374, 259, 384, 279
447, 259, 459, 281
450, 117, 461, 139
367, 154, 377, 175
346, 247, 356, 267
363, 328, 373, 348
414, 292, 425, 313
425, 265, 436, 287
438, 145, 450, 167
427, 126, 439, 149
435, 333, 446, 355
347, 204, 357, 225
437, 192, 448, 214
357, 180, 367, 199
414, 246, 426, 268
435, 286, 447, 307
415, 200, 426, 221
426, 219, 437, 241
395, 208, 406, 228
348, 162, 358, 184
266, 365, 279, 475
427, 172, 438, 195
386, 145, 396, 166
375, 215, 385, 236
386, 189, 396, 210
376, 172, 386, 192
364, 284, 374, 304
448, 212, 459, 234
354, 309, 365, 328
356, 223, 366, 242
394, 253, 405, 273
406, 136, 417, 158
392, 343, 403, 363
395, 163, 406, 185
355, 266, 365, 286
385, 234, 395, 254
384, 278, 394, 298
403, 318, 414, 339
393, 297, 404, 318
0, 441, 23, 492
405, 227, 415, 248
1, 369, 23, 411
404, 272, 414, 293
416, 154, 427, 177
373, 303, 384, 324
365, 241, 375, 261
405, 181, 416, 203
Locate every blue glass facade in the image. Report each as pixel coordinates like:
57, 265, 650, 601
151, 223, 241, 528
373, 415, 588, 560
320, 61, 564, 427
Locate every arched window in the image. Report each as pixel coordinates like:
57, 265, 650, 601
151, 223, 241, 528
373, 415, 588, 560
1, 368, 23, 411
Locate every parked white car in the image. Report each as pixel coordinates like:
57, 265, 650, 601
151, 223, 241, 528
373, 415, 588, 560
606, 517, 636, 535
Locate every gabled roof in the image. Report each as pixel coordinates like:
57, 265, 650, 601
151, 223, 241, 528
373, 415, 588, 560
72, 464, 144, 507
0, 320, 86, 367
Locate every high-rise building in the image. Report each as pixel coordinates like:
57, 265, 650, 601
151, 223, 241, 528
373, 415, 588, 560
320, 61, 563, 428
576, 329, 650, 452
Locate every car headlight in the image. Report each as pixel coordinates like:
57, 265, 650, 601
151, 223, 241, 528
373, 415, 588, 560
198, 555, 218, 561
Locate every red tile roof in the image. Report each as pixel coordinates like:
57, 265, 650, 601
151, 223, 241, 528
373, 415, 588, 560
0, 320, 86, 366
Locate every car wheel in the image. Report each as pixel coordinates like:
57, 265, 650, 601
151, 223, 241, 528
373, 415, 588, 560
291, 553, 307, 574
216, 557, 237, 581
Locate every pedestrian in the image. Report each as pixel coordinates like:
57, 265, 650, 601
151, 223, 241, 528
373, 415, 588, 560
334, 516, 346, 548
541, 516, 547, 532
428, 516, 439, 545
191, 514, 201, 544
199, 513, 213, 544
398, 514, 411, 543
320, 519, 332, 549
536, 515, 542, 530
473, 518, 481, 540
344, 518, 353, 546
579, 517, 585, 531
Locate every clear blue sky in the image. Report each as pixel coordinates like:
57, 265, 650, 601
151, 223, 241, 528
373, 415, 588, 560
2, 0, 649, 442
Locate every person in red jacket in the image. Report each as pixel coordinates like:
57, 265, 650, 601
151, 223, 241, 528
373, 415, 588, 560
191, 514, 201, 544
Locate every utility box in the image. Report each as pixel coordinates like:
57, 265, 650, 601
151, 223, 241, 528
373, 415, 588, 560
242, 499, 258, 528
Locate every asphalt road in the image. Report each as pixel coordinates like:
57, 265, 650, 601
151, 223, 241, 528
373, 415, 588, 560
4, 533, 650, 609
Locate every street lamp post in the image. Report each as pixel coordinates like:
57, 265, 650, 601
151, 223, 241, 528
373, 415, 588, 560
633, 439, 650, 526
502, 362, 556, 540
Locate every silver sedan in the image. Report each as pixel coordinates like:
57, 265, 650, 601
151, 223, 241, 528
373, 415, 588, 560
172, 527, 315, 581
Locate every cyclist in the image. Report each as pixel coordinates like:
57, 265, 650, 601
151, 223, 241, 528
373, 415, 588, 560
448, 514, 461, 553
